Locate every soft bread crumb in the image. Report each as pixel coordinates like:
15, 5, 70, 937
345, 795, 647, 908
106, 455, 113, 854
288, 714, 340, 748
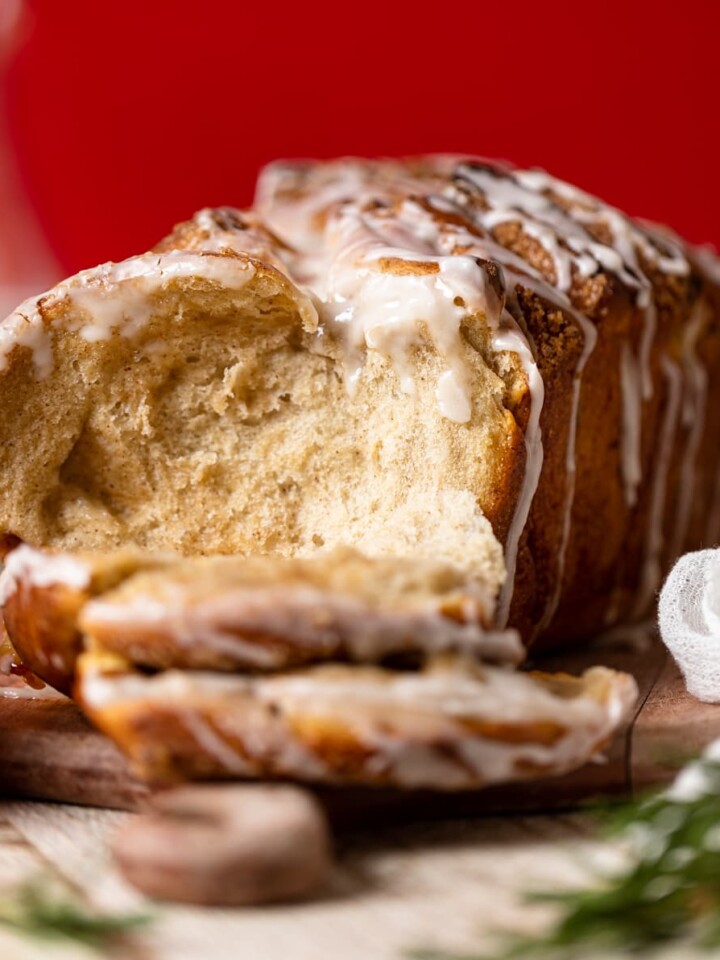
0, 257, 512, 597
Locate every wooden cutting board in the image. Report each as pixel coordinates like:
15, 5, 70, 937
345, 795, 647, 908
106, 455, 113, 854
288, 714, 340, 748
0, 638, 716, 823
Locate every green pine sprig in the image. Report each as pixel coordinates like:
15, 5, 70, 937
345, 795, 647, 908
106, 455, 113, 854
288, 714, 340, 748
408, 744, 720, 959
0, 879, 153, 950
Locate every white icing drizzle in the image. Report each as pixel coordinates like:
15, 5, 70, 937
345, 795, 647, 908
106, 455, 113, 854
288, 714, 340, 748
315, 199, 502, 421
436, 368, 471, 422
84, 592, 295, 670
623, 290, 654, 507
632, 357, 683, 617
180, 711, 253, 775
494, 325, 544, 627
79, 666, 243, 707
0, 544, 91, 605
669, 302, 709, 561
257, 661, 636, 787
692, 244, 720, 286
619, 344, 644, 508
255, 159, 436, 254
70, 252, 256, 343
460, 166, 607, 294
0, 311, 53, 377
189, 208, 292, 273
515, 170, 690, 275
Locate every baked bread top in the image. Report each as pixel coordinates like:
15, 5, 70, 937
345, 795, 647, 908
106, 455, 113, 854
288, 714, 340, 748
1, 157, 717, 643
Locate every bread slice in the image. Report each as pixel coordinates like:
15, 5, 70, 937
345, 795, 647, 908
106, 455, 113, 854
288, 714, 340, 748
0, 544, 521, 692
75, 651, 637, 790
3, 541, 634, 795
0, 544, 174, 693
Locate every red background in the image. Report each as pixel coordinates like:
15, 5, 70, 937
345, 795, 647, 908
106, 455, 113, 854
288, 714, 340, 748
5, 0, 719, 274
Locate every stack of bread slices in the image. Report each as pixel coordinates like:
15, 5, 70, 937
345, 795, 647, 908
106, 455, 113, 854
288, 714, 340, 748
5, 154, 717, 791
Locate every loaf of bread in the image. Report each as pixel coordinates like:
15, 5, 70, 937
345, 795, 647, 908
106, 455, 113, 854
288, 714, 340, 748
3, 155, 718, 791
2, 157, 718, 647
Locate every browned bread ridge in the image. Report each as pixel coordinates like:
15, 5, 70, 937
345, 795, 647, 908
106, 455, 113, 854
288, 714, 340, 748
1, 158, 719, 647
0, 546, 175, 693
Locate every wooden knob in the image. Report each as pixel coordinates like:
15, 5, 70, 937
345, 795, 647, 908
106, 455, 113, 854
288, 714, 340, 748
112, 783, 334, 906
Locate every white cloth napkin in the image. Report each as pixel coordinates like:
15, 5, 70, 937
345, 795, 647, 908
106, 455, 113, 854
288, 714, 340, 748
659, 549, 720, 702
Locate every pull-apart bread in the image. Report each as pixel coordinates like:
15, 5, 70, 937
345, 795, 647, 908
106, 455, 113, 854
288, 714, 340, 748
3, 154, 719, 789
0, 545, 635, 791
0, 543, 636, 790
76, 654, 635, 790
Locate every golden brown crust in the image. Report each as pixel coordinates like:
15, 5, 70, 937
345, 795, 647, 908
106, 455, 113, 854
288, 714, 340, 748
1, 545, 175, 693
3, 576, 88, 695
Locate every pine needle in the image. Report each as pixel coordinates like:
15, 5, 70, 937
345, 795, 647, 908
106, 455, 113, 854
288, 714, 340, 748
407, 743, 720, 958
0, 879, 153, 949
